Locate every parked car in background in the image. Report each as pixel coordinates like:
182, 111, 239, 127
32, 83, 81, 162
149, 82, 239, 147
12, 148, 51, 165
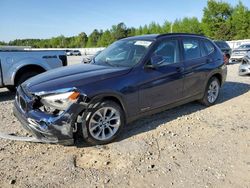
231, 43, 250, 62
214, 40, 231, 58
239, 51, 250, 76
66, 50, 73, 56
0, 49, 67, 91
66, 50, 81, 56
13, 33, 227, 145
72, 50, 81, 56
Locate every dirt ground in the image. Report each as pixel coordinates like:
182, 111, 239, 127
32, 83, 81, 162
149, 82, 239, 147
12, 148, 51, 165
0, 63, 249, 188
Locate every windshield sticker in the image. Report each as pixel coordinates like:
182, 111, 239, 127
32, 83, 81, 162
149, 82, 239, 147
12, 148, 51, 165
135, 41, 152, 47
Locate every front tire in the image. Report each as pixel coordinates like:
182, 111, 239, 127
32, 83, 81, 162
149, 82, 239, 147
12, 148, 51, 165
83, 100, 124, 145
200, 77, 220, 106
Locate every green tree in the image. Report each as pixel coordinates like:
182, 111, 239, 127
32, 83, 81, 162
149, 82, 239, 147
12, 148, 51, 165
111, 22, 128, 40
127, 27, 136, 37
230, 1, 250, 39
162, 20, 172, 33
86, 29, 101, 47
75, 32, 88, 47
97, 30, 113, 47
141, 24, 149, 34
172, 17, 202, 34
135, 26, 143, 35
148, 22, 162, 34
202, 0, 233, 40
0, 41, 6, 45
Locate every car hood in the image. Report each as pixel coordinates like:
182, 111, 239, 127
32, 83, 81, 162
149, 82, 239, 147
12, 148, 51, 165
23, 63, 131, 93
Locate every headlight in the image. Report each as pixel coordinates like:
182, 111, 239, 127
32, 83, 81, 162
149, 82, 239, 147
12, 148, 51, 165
40, 91, 80, 110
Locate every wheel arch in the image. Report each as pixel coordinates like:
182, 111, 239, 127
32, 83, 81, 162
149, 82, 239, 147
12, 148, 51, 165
210, 73, 222, 86
90, 93, 128, 123
14, 64, 46, 86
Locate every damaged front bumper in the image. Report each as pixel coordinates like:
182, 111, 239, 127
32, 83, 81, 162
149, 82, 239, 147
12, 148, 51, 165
8, 86, 87, 145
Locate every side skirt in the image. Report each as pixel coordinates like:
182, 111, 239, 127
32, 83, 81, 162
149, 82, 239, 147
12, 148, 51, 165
127, 93, 203, 124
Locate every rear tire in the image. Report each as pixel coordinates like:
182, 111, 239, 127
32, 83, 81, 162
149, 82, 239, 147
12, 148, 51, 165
200, 77, 220, 106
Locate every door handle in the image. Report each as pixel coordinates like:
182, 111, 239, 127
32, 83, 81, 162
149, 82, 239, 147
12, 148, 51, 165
176, 67, 184, 72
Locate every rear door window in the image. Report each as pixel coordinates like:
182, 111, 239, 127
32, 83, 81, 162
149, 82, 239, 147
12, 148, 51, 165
151, 39, 180, 65
182, 38, 202, 60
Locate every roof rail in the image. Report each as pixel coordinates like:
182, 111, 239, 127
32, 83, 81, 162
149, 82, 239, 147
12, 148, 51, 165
157, 33, 205, 38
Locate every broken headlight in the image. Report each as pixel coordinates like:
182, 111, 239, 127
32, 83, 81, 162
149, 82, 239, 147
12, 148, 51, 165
40, 91, 80, 111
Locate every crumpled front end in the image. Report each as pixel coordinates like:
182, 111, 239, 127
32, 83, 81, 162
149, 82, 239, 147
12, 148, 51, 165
12, 86, 87, 145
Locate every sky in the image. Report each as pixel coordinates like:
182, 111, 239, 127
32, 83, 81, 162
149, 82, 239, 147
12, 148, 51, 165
0, 0, 249, 42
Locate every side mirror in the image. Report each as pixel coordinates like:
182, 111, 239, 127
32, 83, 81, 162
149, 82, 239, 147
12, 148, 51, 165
147, 55, 164, 68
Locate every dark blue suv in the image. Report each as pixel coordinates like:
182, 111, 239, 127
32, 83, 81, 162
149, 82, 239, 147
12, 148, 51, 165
13, 33, 227, 145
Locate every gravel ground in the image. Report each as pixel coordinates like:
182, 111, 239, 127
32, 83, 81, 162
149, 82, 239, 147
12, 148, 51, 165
0, 63, 249, 188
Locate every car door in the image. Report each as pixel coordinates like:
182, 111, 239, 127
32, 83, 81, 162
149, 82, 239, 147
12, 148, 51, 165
138, 38, 184, 112
181, 37, 208, 98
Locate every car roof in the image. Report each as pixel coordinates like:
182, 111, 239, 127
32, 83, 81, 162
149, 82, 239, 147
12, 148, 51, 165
122, 33, 206, 41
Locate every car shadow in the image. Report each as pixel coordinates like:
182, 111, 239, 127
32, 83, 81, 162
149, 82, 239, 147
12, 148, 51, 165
0, 90, 15, 102
75, 81, 250, 147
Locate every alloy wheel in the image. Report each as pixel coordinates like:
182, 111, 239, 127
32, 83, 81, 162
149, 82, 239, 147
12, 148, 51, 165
207, 80, 219, 103
89, 107, 121, 141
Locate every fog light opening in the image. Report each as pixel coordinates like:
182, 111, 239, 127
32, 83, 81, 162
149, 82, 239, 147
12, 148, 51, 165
39, 121, 49, 132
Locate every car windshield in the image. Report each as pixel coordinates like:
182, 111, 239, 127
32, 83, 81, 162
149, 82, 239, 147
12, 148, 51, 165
93, 39, 153, 67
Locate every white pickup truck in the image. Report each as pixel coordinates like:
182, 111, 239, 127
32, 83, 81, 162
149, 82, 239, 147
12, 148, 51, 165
0, 49, 67, 91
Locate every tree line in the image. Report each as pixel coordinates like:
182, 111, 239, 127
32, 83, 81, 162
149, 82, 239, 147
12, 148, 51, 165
1, 0, 250, 48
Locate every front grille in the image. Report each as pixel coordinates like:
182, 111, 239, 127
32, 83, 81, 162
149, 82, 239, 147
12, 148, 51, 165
19, 96, 27, 111
16, 87, 29, 112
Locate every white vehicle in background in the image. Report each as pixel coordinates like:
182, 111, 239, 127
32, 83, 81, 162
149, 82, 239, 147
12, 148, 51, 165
65, 50, 73, 56
231, 43, 250, 62
66, 50, 81, 56
0, 48, 67, 91
239, 52, 250, 76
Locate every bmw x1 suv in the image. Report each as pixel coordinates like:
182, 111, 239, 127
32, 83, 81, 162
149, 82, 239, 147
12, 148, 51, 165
13, 33, 227, 145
